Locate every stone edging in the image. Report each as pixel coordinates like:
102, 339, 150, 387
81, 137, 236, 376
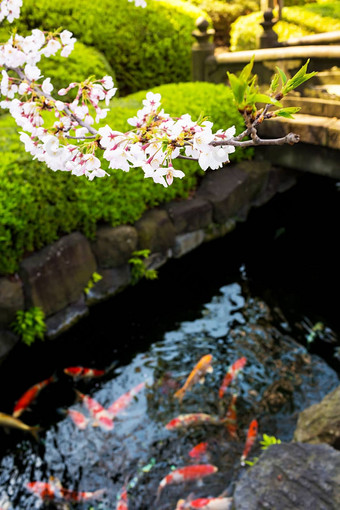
0, 160, 298, 361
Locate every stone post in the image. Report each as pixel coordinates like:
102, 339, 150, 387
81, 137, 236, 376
259, 9, 279, 49
191, 17, 215, 82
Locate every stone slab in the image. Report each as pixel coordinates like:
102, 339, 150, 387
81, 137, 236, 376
135, 209, 176, 253
85, 266, 131, 305
173, 230, 205, 258
293, 385, 340, 448
164, 197, 212, 234
0, 276, 24, 325
0, 330, 19, 363
91, 225, 138, 268
233, 443, 340, 510
46, 296, 89, 339
20, 232, 96, 317
196, 161, 271, 224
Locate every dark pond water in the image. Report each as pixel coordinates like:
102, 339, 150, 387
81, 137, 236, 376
0, 173, 339, 510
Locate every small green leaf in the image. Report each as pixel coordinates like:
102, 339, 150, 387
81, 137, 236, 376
253, 93, 282, 107
239, 55, 255, 83
275, 66, 288, 86
275, 106, 301, 118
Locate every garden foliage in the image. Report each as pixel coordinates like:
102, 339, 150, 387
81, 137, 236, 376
10, 0, 208, 95
230, 0, 340, 52
0, 82, 247, 275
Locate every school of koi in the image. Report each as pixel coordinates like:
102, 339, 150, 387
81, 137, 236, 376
0, 355, 259, 509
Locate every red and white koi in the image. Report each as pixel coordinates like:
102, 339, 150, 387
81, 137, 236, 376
76, 391, 114, 431
218, 357, 246, 398
13, 375, 55, 418
240, 419, 258, 465
26, 481, 57, 501
166, 413, 219, 430
189, 441, 209, 460
116, 485, 129, 510
27, 478, 105, 503
66, 409, 89, 430
64, 366, 106, 379
174, 354, 213, 403
107, 381, 145, 418
158, 464, 218, 499
187, 497, 233, 509
26, 478, 61, 501
60, 487, 105, 502
225, 394, 238, 438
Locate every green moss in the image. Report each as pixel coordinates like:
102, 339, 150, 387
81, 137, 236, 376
11, 0, 209, 96
0, 82, 249, 275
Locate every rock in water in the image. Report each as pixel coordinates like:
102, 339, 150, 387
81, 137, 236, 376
293, 385, 340, 449
233, 443, 340, 510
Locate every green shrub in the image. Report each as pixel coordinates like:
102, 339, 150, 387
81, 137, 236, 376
11, 307, 46, 346
230, 11, 311, 51
230, 1, 340, 52
39, 42, 115, 102
12, 0, 209, 96
0, 82, 248, 275
187, 0, 258, 46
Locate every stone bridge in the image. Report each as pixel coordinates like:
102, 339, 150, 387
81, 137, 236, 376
192, 21, 340, 179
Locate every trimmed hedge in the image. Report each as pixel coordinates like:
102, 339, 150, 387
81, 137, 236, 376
12, 0, 208, 96
0, 82, 249, 275
230, 1, 340, 52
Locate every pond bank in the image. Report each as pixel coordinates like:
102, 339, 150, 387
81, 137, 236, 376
0, 160, 298, 361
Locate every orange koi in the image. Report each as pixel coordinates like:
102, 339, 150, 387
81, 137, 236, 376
116, 485, 129, 510
60, 487, 105, 502
240, 419, 258, 465
64, 366, 106, 379
174, 354, 213, 402
218, 357, 246, 398
189, 441, 209, 460
107, 381, 145, 418
13, 375, 55, 418
188, 496, 233, 509
166, 413, 219, 430
66, 409, 89, 430
158, 464, 218, 498
225, 394, 238, 438
76, 391, 114, 431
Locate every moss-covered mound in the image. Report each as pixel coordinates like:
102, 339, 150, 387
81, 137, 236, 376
0, 82, 249, 275
10, 0, 208, 95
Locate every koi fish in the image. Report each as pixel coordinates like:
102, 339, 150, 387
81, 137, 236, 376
76, 391, 114, 431
66, 409, 89, 430
26, 481, 57, 501
64, 366, 106, 379
188, 497, 233, 509
116, 485, 129, 510
218, 357, 246, 398
158, 464, 218, 499
240, 419, 258, 465
166, 413, 220, 430
107, 381, 145, 418
60, 487, 105, 502
189, 441, 209, 460
174, 354, 213, 402
13, 375, 55, 418
0, 412, 40, 441
225, 394, 238, 438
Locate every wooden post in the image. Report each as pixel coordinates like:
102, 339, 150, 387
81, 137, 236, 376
191, 17, 215, 82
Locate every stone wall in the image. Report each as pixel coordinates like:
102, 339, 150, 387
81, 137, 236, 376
0, 161, 298, 361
